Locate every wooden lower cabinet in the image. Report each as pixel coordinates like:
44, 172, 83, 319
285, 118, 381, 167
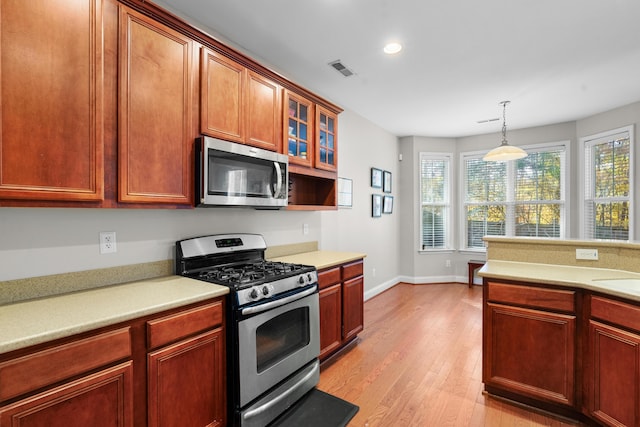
484, 302, 576, 406
0, 297, 226, 427
148, 329, 225, 427
0, 362, 133, 427
319, 283, 342, 359
318, 260, 364, 361
484, 280, 640, 426
587, 295, 640, 427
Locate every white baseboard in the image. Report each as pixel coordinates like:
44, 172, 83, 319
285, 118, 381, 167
364, 274, 474, 301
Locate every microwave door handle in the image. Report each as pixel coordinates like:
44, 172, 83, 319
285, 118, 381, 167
272, 161, 283, 197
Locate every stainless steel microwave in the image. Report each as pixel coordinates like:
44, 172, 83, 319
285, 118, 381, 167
196, 137, 288, 208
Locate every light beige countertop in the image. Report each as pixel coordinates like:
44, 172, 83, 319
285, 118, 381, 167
480, 260, 640, 302
269, 251, 366, 270
0, 276, 228, 355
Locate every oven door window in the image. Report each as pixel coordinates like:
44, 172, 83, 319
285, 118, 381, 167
256, 307, 310, 373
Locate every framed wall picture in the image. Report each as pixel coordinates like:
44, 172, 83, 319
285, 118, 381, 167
383, 170, 392, 193
372, 194, 382, 217
371, 168, 382, 188
338, 177, 353, 208
383, 195, 394, 214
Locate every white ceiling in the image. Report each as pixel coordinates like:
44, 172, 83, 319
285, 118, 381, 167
155, 0, 640, 138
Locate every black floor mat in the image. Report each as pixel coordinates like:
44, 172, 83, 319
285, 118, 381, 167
269, 388, 359, 427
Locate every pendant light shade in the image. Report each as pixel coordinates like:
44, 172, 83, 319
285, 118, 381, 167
482, 101, 527, 162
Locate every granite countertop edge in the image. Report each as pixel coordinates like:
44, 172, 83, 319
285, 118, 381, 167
480, 260, 640, 302
0, 276, 229, 355
268, 250, 367, 270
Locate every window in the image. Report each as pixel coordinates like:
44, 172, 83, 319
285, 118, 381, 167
462, 143, 567, 250
420, 153, 451, 250
580, 126, 633, 240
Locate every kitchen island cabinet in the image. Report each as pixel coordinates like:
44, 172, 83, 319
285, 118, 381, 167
483, 281, 577, 408
586, 295, 640, 427
480, 256, 640, 426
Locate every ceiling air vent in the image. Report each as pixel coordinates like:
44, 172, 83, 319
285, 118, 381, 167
329, 60, 354, 77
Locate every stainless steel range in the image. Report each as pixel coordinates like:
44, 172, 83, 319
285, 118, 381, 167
176, 234, 320, 427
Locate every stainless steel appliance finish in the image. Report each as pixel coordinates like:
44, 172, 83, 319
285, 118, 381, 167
196, 137, 288, 208
176, 233, 320, 427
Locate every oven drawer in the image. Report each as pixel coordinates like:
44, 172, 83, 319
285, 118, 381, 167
147, 300, 223, 350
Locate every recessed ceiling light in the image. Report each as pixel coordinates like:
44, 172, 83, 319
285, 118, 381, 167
383, 42, 402, 55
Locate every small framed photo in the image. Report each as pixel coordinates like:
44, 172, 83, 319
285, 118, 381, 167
383, 170, 392, 193
383, 195, 394, 214
372, 194, 382, 217
371, 168, 382, 188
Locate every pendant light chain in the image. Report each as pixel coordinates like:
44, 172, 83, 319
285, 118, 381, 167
501, 100, 510, 145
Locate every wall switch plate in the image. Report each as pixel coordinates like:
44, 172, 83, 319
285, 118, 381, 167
100, 231, 117, 254
576, 248, 598, 260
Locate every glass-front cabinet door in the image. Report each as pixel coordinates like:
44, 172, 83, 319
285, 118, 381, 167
284, 90, 313, 167
316, 106, 337, 172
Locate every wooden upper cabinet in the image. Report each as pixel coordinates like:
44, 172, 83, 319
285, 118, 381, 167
315, 106, 338, 172
200, 47, 281, 151
283, 90, 314, 167
200, 47, 245, 143
118, 5, 195, 204
0, 0, 104, 201
246, 70, 281, 152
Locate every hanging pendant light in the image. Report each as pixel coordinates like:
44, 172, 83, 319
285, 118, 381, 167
482, 101, 527, 162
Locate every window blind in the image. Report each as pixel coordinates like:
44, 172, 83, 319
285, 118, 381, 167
420, 154, 450, 250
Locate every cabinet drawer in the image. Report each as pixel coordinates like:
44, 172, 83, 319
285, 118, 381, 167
318, 267, 341, 289
591, 295, 640, 333
147, 300, 223, 350
342, 260, 363, 281
0, 328, 131, 402
487, 281, 575, 313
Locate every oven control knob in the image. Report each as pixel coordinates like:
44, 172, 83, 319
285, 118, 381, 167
250, 288, 259, 300
299, 276, 305, 285
307, 273, 313, 282
262, 286, 270, 296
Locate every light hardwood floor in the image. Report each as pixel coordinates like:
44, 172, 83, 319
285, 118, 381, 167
317, 283, 583, 427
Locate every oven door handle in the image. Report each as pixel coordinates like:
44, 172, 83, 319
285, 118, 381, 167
242, 359, 320, 421
241, 285, 317, 316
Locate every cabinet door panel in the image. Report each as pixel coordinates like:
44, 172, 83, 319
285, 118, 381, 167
484, 302, 575, 406
319, 284, 342, 360
246, 71, 281, 152
200, 48, 245, 142
148, 329, 226, 427
118, 5, 194, 204
0, 362, 133, 427
0, 0, 104, 201
343, 276, 364, 342
589, 320, 640, 427
283, 90, 313, 167
315, 106, 337, 172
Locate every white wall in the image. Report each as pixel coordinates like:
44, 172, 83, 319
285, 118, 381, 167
321, 110, 401, 299
396, 101, 640, 282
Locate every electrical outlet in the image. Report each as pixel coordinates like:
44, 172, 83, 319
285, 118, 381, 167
100, 231, 117, 254
372, 268, 376, 277
445, 259, 451, 268
303, 223, 309, 235
576, 248, 598, 260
